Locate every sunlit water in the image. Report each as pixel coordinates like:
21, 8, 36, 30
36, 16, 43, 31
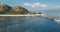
0, 16, 60, 32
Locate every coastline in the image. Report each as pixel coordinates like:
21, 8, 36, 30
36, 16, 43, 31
0, 14, 60, 23
0, 14, 45, 16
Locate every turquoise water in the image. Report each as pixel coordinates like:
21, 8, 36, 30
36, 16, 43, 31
0, 16, 60, 32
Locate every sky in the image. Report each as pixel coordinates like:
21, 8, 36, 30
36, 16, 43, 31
0, 0, 60, 12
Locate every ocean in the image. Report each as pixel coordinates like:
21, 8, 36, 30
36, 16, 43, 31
0, 16, 60, 32
0, 10, 60, 32
45, 10, 60, 17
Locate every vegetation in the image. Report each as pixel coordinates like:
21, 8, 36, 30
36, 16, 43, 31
0, 4, 29, 14
0, 4, 41, 15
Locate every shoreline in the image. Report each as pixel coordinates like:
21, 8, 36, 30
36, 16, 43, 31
0, 14, 45, 16
0, 14, 43, 16
0, 14, 60, 23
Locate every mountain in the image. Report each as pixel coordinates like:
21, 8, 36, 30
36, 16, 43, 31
11, 6, 29, 14
0, 4, 11, 14
0, 4, 29, 14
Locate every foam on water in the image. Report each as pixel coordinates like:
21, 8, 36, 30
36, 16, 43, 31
54, 19, 60, 23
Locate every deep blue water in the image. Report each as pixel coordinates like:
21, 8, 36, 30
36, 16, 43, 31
0, 16, 60, 32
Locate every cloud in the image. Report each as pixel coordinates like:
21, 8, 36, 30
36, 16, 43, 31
23, 2, 60, 10
24, 2, 47, 8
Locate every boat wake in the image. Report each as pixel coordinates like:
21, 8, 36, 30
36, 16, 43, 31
54, 19, 60, 23
46, 16, 60, 23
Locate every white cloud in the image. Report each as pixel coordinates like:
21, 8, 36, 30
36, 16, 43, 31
24, 2, 47, 8
23, 2, 60, 10
24, 3, 31, 6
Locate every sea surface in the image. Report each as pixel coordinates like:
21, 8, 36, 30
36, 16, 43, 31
0, 16, 60, 32
45, 10, 60, 17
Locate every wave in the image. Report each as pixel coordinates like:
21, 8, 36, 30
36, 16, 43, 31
47, 16, 60, 23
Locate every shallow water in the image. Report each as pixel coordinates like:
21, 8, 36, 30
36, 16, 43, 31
0, 16, 60, 32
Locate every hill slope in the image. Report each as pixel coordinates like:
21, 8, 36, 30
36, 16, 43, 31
0, 4, 29, 14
